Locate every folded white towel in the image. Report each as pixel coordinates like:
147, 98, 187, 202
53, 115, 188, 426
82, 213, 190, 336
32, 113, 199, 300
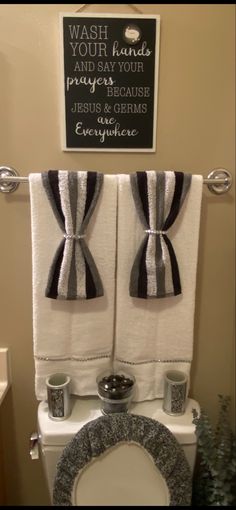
114, 173, 203, 401
29, 173, 117, 400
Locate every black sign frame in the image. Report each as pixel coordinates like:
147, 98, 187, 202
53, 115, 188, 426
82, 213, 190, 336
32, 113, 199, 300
60, 13, 160, 152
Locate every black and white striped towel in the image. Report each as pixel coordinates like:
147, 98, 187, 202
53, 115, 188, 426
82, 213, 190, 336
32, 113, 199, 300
42, 170, 104, 300
130, 171, 192, 299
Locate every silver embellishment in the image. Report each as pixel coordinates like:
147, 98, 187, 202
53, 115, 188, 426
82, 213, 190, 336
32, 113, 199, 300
144, 229, 167, 235
35, 353, 111, 362
63, 233, 86, 240
115, 358, 191, 366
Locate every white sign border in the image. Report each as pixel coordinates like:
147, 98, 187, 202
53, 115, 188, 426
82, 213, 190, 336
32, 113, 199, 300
59, 12, 161, 153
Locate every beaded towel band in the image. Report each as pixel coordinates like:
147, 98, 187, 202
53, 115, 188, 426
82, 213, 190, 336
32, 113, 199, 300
144, 229, 167, 235
63, 234, 86, 240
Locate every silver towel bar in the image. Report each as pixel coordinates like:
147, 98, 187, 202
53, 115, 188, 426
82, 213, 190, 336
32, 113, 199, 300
0, 166, 232, 195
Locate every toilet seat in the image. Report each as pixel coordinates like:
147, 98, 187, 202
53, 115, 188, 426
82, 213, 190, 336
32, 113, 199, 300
53, 413, 192, 506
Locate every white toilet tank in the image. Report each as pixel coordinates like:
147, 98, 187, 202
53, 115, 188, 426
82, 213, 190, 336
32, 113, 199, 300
37, 396, 200, 504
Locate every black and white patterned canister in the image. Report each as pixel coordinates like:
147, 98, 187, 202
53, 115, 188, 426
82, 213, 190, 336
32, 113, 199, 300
46, 373, 71, 421
163, 370, 188, 416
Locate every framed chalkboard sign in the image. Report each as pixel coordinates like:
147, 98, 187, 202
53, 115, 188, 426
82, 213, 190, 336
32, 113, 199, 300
60, 13, 160, 152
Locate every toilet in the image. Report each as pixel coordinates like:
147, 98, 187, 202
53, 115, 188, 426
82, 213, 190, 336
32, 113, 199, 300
37, 396, 200, 506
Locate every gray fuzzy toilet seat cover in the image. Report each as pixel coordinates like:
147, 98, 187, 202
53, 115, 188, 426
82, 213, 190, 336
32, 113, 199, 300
53, 413, 192, 506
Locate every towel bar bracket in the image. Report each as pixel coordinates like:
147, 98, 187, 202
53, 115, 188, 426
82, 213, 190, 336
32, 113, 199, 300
206, 169, 232, 195
0, 167, 20, 193
0, 165, 233, 195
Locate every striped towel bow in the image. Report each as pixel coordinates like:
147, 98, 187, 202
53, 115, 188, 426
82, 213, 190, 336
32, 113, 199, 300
129, 171, 192, 299
42, 170, 104, 300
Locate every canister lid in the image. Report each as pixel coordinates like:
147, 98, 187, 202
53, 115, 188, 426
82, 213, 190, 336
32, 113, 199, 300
38, 396, 199, 446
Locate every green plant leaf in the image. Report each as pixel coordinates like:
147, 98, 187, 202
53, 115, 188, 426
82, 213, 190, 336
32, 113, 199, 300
191, 395, 236, 506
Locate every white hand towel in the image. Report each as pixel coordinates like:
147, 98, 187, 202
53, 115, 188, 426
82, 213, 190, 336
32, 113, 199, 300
114, 173, 203, 401
29, 173, 117, 400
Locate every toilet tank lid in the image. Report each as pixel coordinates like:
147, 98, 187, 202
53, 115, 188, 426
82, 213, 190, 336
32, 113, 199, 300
38, 397, 200, 447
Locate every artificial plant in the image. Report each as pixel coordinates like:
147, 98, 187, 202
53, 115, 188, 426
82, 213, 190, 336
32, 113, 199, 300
192, 394, 236, 506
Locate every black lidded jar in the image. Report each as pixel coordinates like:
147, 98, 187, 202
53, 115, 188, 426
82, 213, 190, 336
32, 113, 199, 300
96, 371, 135, 415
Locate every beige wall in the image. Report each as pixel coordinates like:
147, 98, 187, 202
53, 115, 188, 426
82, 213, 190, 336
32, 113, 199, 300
0, 3, 235, 505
